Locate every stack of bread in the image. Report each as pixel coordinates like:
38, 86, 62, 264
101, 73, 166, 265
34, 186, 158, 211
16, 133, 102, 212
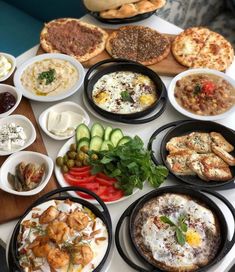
83, 0, 166, 19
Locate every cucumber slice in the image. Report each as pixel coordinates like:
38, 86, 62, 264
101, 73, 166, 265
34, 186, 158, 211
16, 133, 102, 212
118, 136, 131, 146
110, 128, 124, 147
91, 123, 104, 138
104, 126, 113, 141
101, 140, 113, 151
77, 138, 90, 151
76, 124, 90, 144
89, 136, 103, 151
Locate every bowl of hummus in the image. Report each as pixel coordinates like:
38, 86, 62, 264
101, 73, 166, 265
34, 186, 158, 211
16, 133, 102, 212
13, 53, 85, 102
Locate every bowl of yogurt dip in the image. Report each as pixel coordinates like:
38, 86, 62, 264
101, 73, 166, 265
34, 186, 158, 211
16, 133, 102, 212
0, 53, 16, 82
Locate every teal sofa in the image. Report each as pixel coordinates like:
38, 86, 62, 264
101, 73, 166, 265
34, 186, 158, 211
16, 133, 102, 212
0, 0, 85, 56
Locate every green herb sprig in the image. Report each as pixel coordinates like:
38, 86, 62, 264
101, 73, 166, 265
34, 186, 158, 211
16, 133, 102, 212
160, 214, 188, 246
120, 91, 134, 103
38, 69, 55, 85
193, 83, 201, 95
89, 136, 168, 195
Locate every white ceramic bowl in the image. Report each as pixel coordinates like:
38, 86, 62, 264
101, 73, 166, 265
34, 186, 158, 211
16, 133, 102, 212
13, 53, 85, 102
0, 53, 16, 82
39, 101, 90, 140
168, 68, 235, 121
0, 151, 53, 196
0, 114, 36, 156
0, 84, 22, 118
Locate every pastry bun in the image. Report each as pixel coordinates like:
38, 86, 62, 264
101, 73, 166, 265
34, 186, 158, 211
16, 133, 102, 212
83, 0, 141, 12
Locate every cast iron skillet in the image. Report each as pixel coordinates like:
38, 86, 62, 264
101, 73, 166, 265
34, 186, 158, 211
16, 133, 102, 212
148, 120, 235, 189
8, 187, 112, 272
115, 185, 235, 272
84, 59, 167, 124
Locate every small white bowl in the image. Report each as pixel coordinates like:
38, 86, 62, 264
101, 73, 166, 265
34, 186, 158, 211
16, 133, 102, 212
168, 68, 235, 121
39, 101, 90, 140
0, 53, 16, 82
0, 84, 22, 118
0, 114, 36, 156
13, 53, 85, 102
0, 151, 53, 196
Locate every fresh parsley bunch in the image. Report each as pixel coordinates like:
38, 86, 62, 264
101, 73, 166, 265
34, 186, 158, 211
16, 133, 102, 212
89, 136, 168, 195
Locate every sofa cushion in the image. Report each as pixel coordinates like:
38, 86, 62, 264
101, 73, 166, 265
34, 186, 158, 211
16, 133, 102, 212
157, 0, 224, 29
207, 11, 235, 48
0, 0, 43, 56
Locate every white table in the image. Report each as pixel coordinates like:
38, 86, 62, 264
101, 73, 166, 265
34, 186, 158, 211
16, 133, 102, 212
1, 14, 235, 272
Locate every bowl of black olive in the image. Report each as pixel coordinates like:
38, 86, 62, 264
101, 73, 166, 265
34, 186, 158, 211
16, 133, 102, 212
0, 84, 22, 118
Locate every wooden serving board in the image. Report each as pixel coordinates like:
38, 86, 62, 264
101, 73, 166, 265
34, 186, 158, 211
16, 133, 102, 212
0, 75, 59, 224
37, 29, 187, 77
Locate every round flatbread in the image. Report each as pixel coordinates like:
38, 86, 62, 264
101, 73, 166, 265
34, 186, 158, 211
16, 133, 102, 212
106, 25, 170, 65
40, 18, 108, 62
100, 0, 166, 19
172, 27, 234, 71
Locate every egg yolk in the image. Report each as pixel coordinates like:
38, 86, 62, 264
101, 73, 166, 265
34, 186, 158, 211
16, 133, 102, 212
94, 91, 109, 104
136, 75, 151, 84
139, 94, 156, 106
186, 229, 202, 247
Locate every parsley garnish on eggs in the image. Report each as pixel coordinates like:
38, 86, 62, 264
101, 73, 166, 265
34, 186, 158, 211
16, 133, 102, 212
89, 136, 168, 195
160, 214, 188, 246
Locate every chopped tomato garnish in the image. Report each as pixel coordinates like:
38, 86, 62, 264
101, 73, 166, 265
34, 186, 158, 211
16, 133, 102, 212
202, 81, 216, 96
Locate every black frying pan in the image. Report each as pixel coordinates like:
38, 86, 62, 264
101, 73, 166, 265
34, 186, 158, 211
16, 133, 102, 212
148, 120, 235, 189
8, 187, 112, 272
115, 185, 235, 272
84, 59, 167, 124
89, 10, 156, 24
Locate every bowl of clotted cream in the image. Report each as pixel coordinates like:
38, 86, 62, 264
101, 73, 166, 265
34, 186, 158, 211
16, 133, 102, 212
39, 101, 90, 140
0, 53, 16, 82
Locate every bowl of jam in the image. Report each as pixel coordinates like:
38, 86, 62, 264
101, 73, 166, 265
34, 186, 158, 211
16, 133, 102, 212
0, 84, 22, 118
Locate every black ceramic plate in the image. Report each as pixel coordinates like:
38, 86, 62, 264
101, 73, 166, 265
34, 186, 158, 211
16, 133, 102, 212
89, 10, 156, 24
148, 120, 235, 189
8, 187, 112, 272
84, 59, 167, 124
115, 185, 235, 272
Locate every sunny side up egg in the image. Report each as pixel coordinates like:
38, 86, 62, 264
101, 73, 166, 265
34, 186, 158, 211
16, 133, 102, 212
92, 71, 157, 114
134, 193, 221, 271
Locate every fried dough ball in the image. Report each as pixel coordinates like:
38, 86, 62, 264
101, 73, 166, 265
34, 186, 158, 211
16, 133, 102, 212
67, 211, 89, 231
47, 248, 70, 269
47, 221, 70, 244
39, 206, 59, 224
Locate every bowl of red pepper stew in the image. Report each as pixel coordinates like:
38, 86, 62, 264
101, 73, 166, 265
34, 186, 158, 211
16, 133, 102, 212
168, 69, 235, 121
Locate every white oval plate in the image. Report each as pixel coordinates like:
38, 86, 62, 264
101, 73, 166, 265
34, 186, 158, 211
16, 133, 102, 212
13, 53, 85, 102
0, 84, 22, 118
168, 68, 235, 121
0, 151, 53, 196
0, 115, 36, 156
39, 101, 90, 140
0, 53, 16, 82
55, 137, 139, 205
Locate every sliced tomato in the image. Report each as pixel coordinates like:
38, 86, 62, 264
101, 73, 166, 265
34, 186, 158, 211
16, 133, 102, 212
70, 166, 91, 172
96, 172, 116, 181
63, 173, 95, 186
95, 177, 116, 186
100, 189, 124, 202
77, 185, 107, 200
69, 170, 91, 178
